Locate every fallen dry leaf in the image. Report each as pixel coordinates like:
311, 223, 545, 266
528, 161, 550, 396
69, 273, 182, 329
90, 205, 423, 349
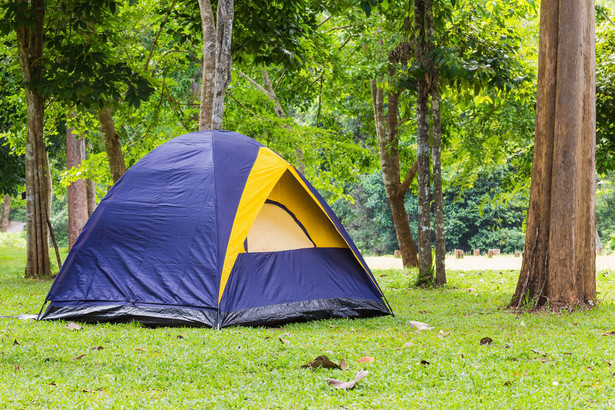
602, 331, 615, 336
91, 346, 104, 351
480, 337, 493, 345
13, 339, 19, 345
72, 353, 86, 360
14, 364, 21, 371
357, 356, 374, 363
279, 338, 290, 344
409, 321, 433, 331
135, 347, 147, 352
301, 355, 343, 370
66, 322, 82, 331
339, 358, 348, 370
438, 330, 450, 339
326, 369, 368, 390
327, 324, 336, 328
420, 360, 430, 365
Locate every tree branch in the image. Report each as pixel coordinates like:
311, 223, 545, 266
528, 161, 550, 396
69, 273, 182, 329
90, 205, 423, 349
236, 69, 268, 95
144, 0, 177, 72
226, 91, 269, 122
399, 160, 418, 194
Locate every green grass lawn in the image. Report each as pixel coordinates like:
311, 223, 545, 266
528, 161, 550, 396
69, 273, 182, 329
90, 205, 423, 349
2, 241, 615, 409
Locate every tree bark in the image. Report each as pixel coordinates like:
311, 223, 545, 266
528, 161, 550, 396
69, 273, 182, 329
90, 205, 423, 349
511, 0, 596, 309
85, 142, 97, 216
414, 0, 432, 284
98, 106, 126, 184
1, 195, 10, 232
86, 179, 97, 216
427, 0, 446, 285
370, 79, 419, 268
198, 0, 234, 130
66, 115, 89, 249
17, 0, 51, 278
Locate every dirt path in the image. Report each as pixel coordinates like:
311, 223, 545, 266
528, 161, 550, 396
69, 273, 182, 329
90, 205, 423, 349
365, 254, 615, 271
6, 221, 25, 234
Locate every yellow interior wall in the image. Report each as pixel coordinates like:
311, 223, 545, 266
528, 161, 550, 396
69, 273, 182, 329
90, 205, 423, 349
267, 171, 347, 248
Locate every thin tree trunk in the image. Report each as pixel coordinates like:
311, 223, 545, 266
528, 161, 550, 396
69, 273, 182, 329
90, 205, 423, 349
17, 0, 51, 278
98, 106, 126, 184
370, 79, 419, 268
211, 0, 234, 129
262, 69, 305, 173
427, 0, 446, 285
238, 69, 307, 173
66, 115, 89, 249
85, 142, 97, 216
198, 0, 216, 130
198, 0, 234, 130
0, 195, 10, 232
86, 179, 97, 216
431, 83, 445, 285
511, 0, 596, 309
414, 0, 432, 284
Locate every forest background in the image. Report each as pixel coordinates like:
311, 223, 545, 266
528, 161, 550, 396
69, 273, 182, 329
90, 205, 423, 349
1, 0, 615, 259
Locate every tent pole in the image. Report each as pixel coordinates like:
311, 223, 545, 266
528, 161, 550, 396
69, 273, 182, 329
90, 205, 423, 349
36, 300, 48, 321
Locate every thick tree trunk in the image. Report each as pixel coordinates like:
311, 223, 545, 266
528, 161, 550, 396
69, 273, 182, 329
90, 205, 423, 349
17, 0, 51, 278
414, 0, 432, 284
98, 106, 126, 184
511, 0, 596, 309
1, 195, 10, 232
427, 0, 446, 285
198, 0, 234, 130
370, 79, 419, 268
66, 117, 89, 249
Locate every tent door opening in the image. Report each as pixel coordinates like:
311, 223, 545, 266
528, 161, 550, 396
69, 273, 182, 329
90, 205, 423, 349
244, 200, 315, 253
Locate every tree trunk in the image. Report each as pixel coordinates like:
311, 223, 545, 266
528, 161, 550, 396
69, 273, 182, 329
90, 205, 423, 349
86, 179, 97, 216
1, 195, 10, 232
511, 0, 596, 309
427, 0, 446, 285
85, 142, 97, 216
414, 0, 432, 284
98, 106, 126, 184
198, 0, 234, 130
66, 116, 89, 249
370, 79, 419, 268
17, 0, 51, 278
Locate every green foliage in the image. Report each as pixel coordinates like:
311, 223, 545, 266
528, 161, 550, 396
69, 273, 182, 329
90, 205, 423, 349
0, 37, 25, 196
334, 164, 527, 256
444, 164, 527, 253
2, 249, 615, 407
597, 174, 615, 249
596, 4, 615, 173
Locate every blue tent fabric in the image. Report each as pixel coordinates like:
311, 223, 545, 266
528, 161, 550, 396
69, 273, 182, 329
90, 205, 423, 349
41, 130, 391, 327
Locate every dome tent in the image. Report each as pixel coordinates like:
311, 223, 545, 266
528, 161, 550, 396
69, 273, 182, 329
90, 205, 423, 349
40, 131, 392, 327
